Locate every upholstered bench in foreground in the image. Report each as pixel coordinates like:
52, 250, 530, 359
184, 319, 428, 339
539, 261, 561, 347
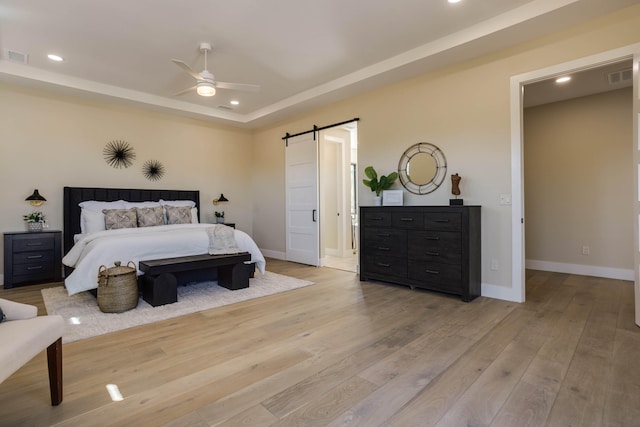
0, 298, 64, 405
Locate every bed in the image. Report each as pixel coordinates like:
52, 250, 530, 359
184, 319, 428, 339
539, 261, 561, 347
62, 186, 266, 295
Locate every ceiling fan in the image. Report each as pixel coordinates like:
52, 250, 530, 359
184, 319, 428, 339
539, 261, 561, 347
172, 42, 260, 97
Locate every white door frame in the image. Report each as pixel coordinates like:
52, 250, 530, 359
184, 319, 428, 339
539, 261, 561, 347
510, 44, 640, 315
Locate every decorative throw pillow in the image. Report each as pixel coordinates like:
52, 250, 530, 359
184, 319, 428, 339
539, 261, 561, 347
136, 206, 165, 227
102, 208, 138, 230
165, 205, 192, 224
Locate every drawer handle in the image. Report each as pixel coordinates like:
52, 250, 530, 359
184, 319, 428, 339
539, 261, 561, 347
400, 218, 414, 222
371, 217, 384, 221
377, 233, 391, 237
376, 263, 391, 267
434, 219, 450, 223
376, 247, 390, 251
425, 269, 440, 275
425, 252, 440, 256
27, 255, 44, 259
26, 242, 43, 246
27, 266, 44, 270
426, 236, 440, 241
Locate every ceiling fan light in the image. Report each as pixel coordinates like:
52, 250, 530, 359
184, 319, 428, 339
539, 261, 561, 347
197, 83, 216, 97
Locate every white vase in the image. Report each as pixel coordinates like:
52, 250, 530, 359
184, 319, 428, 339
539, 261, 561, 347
374, 196, 382, 206
27, 221, 43, 232
216, 217, 224, 224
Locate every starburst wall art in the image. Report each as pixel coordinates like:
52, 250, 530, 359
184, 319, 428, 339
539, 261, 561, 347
142, 159, 165, 181
103, 140, 136, 168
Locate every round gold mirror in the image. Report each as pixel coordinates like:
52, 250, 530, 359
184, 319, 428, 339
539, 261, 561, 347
398, 142, 447, 194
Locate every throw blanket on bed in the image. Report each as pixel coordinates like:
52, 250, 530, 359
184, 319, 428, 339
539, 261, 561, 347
62, 224, 266, 295
207, 224, 240, 255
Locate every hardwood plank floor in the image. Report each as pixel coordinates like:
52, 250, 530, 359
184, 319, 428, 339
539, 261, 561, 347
0, 261, 638, 426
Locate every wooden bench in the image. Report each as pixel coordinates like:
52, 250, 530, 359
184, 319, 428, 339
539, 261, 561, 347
139, 252, 252, 306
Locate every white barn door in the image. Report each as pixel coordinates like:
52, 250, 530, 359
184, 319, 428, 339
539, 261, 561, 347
285, 132, 320, 266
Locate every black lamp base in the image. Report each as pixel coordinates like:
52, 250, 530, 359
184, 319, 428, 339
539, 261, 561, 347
449, 199, 463, 206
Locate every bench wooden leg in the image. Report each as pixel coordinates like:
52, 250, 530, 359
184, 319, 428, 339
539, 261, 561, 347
218, 262, 250, 290
141, 273, 178, 306
47, 337, 63, 406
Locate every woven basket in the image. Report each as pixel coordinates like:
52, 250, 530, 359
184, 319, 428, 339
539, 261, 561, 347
97, 261, 139, 313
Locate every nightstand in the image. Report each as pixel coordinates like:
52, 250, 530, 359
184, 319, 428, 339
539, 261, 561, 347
3, 230, 62, 288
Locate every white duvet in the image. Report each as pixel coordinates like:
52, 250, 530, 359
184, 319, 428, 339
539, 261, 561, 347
62, 224, 266, 295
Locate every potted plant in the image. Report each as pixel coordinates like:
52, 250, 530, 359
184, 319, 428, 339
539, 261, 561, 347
362, 166, 398, 205
214, 211, 225, 224
23, 211, 46, 232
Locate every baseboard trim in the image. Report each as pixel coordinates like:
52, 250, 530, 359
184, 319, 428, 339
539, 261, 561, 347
481, 282, 523, 302
526, 259, 633, 281
260, 249, 286, 261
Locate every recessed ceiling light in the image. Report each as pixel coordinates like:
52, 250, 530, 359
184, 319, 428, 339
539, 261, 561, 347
47, 54, 64, 62
448, 0, 462, 3
555, 76, 571, 84
230, 100, 239, 105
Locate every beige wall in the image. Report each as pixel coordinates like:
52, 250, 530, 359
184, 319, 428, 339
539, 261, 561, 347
251, 4, 640, 293
0, 84, 253, 279
524, 88, 633, 272
2, 5, 640, 294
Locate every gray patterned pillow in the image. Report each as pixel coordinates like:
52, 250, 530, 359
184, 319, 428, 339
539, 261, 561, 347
165, 205, 192, 224
136, 206, 165, 227
102, 208, 137, 230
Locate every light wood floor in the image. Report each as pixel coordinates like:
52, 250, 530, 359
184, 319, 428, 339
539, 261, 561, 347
1, 260, 638, 426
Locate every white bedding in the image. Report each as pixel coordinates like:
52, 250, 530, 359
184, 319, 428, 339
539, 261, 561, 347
62, 224, 266, 295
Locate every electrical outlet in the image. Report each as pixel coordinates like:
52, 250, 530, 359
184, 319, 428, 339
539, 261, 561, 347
499, 194, 511, 206
582, 246, 590, 255
491, 259, 499, 270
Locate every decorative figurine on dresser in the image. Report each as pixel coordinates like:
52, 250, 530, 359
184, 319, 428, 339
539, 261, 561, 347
359, 206, 481, 301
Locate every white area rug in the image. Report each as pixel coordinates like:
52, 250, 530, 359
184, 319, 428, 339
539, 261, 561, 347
42, 271, 313, 343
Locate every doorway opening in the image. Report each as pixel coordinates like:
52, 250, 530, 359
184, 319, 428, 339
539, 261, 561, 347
319, 123, 359, 273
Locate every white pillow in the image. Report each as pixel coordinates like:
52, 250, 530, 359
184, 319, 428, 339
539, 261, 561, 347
79, 200, 126, 211
159, 199, 196, 208
81, 209, 107, 234
78, 200, 126, 233
123, 201, 162, 209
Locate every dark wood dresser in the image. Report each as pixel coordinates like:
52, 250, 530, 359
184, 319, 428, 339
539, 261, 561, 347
359, 206, 481, 301
3, 230, 62, 288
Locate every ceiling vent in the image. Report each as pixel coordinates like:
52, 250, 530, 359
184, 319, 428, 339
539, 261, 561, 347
2, 49, 29, 64
607, 68, 632, 85
217, 105, 233, 111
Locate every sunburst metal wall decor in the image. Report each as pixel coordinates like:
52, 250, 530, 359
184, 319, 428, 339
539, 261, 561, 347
103, 140, 136, 168
142, 160, 165, 181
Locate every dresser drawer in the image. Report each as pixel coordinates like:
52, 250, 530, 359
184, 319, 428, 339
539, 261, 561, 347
424, 213, 461, 231
408, 262, 462, 293
363, 255, 407, 277
408, 231, 461, 264
12, 234, 55, 252
364, 228, 406, 255
12, 260, 55, 276
13, 250, 55, 264
392, 212, 422, 229
362, 211, 392, 227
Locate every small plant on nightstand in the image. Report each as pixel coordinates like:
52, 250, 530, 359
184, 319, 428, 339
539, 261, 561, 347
215, 211, 225, 224
23, 211, 46, 232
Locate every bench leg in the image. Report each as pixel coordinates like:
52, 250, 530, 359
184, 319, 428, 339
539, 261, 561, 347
142, 273, 178, 306
218, 263, 250, 290
47, 337, 63, 406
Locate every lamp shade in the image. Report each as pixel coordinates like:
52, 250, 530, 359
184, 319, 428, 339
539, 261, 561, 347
218, 193, 228, 202
26, 189, 46, 206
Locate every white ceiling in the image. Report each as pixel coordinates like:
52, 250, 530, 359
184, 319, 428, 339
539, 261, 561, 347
1, 0, 638, 127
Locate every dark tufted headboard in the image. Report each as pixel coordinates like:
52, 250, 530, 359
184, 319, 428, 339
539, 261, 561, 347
63, 186, 200, 255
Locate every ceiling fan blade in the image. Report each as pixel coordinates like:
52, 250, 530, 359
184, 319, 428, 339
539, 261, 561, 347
171, 59, 202, 81
215, 81, 261, 92
174, 85, 197, 96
